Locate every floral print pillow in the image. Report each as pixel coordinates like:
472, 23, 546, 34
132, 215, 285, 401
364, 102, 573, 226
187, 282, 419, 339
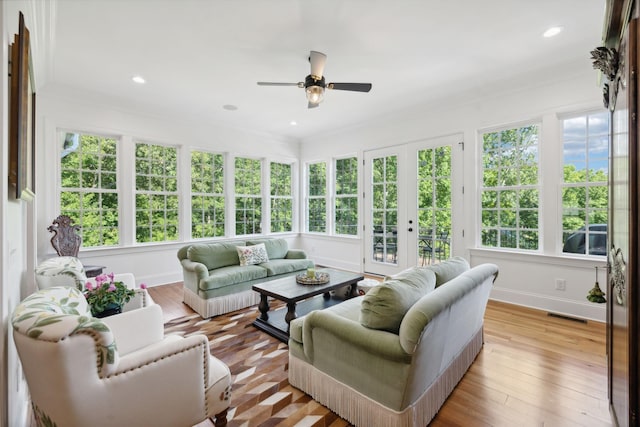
236, 243, 269, 266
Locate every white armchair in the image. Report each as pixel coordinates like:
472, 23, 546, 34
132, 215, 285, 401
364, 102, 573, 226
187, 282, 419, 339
34, 256, 87, 290
12, 287, 231, 427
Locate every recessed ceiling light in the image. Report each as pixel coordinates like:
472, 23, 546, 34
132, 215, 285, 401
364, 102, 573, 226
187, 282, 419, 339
223, 104, 238, 111
132, 75, 146, 84
543, 26, 563, 38
290, 121, 297, 126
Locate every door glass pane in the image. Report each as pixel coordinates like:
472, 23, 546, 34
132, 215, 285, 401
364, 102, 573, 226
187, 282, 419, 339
371, 155, 398, 264
417, 147, 452, 265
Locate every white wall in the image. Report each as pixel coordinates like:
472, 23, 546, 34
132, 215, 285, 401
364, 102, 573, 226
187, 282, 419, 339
299, 61, 608, 322
2, 2, 45, 426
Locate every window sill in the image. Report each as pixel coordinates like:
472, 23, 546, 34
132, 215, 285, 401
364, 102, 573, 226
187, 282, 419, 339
469, 247, 607, 268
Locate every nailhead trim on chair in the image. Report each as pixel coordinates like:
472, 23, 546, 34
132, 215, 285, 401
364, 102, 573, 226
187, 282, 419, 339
107, 340, 206, 377
74, 329, 119, 377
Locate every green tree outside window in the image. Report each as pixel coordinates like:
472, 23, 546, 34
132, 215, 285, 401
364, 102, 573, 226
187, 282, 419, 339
191, 151, 225, 238
135, 142, 179, 243
307, 162, 327, 233
481, 124, 540, 250
235, 157, 262, 235
561, 111, 609, 256
335, 157, 358, 235
60, 132, 119, 247
270, 162, 293, 233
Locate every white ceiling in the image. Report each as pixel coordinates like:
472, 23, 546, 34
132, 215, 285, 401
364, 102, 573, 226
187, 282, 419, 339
45, 0, 607, 141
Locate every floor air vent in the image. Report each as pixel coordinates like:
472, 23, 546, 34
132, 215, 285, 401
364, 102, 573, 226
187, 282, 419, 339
547, 312, 587, 323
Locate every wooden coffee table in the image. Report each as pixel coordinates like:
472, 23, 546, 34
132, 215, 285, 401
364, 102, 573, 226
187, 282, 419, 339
252, 268, 364, 342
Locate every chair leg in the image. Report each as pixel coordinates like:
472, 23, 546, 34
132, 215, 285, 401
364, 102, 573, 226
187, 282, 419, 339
212, 408, 228, 427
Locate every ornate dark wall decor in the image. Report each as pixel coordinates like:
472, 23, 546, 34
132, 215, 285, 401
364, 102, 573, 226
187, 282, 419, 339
48, 215, 82, 257
591, 46, 621, 109
610, 245, 627, 306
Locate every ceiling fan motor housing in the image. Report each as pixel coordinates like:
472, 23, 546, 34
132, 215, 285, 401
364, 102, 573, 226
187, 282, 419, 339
305, 74, 325, 89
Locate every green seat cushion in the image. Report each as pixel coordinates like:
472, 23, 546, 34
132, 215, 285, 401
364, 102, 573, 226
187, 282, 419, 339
199, 265, 267, 291
360, 267, 436, 333
187, 242, 244, 270
246, 238, 289, 260
260, 258, 314, 276
424, 256, 470, 287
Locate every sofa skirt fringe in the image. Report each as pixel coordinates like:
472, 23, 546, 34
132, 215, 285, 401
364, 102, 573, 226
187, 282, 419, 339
288, 327, 484, 427
183, 287, 261, 318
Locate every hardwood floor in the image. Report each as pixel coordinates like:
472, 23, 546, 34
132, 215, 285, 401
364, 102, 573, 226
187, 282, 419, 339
148, 283, 611, 427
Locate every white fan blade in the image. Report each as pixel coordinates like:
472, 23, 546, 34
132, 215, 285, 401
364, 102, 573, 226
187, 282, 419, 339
257, 82, 301, 87
309, 51, 327, 78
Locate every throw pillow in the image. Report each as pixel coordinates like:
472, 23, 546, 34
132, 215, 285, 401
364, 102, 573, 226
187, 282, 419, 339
360, 267, 436, 333
188, 243, 242, 270
424, 256, 470, 287
236, 243, 269, 266
246, 238, 289, 259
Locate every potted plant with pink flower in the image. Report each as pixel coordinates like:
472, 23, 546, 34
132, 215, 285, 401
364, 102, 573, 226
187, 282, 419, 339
83, 273, 146, 317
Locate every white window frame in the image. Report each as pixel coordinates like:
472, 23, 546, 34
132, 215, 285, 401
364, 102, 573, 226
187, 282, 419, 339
479, 122, 541, 251
333, 155, 359, 236
190, 149, 225, 239
559, 109, 609, 257
58, 130, 120, 247
306, 161, 328, 233
234, 156, 263, 236
134, 141, 180, 243
270, 161, 294, 234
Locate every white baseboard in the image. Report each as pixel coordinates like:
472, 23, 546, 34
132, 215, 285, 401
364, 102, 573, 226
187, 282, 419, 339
310, 256, 361, 274
490, 286, 606, 322
139, 271, 183, 287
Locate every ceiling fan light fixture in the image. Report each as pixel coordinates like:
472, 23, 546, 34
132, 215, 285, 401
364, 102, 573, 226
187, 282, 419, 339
257, 51, 372, 108
306, 85, 325, 104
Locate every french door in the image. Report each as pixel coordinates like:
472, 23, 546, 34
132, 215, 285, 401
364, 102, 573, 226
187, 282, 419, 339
363, 134, 463, 276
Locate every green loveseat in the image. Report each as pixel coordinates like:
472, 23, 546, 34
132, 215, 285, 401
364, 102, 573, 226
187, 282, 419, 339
288, 257, 499, 427
178, 238, 314, 318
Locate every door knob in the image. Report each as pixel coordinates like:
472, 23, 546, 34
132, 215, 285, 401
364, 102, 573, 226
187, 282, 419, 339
408, 227, 413, 232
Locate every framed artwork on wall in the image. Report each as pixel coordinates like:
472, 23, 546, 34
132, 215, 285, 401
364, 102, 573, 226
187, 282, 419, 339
8, 11, 35, 201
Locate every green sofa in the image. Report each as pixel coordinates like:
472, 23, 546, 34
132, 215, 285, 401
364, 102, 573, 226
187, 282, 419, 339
178, 238, 314, 318
288, 257, 499, 427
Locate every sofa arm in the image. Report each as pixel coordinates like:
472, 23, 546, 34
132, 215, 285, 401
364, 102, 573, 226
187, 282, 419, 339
285, 249, 307, 259
101, 304, 164, 356
180, 259, 210, 293
303, 310, 410, 364
399, 263, 499, 354
113, 333, 209, 375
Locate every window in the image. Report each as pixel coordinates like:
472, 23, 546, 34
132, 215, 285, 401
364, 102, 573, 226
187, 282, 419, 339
371, 155, 398, 261
235, 157, 262, 235
270, 162, 293, 233
307, 162, 327, 233
561, 111, 609, 256
60, 132, 119, 247
417, 146, 452, 260
481, 124, 540, 250
334, 156, 358, 235
191, 151, 225, 238
135, 142, 179, 243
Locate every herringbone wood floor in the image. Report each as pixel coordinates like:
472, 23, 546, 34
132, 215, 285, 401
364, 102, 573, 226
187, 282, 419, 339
150, 282, 611, 427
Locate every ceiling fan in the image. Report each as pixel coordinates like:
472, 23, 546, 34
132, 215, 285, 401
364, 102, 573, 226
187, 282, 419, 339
257, 50, 372, 109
